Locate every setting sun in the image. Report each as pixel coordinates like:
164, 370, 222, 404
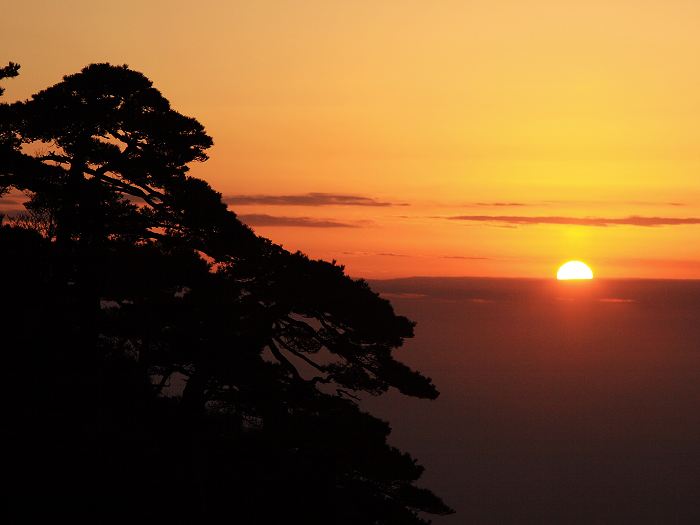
557, 261, 594, 280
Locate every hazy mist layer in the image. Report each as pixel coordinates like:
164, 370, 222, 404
367, 278, 700, 524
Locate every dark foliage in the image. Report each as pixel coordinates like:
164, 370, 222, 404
1, 63, 452, 522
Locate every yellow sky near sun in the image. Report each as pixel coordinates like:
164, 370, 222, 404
2, 1, 700, 278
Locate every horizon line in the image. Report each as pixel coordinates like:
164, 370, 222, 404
362, 275, 700, 282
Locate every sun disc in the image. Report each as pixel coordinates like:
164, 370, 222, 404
557, 261, 593, 280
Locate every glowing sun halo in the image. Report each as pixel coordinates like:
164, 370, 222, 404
557, 261, 593, 280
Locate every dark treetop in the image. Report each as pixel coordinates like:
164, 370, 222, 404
1, 63, 452, 523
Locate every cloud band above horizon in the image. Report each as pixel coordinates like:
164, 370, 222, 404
447, 215, 700, 227
238, 214, 360, 228
226, 193, 406, 207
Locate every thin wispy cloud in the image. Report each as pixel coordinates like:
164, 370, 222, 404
479, 200, 689, 208
238, 214, 361, 228
226, 193, 407, 207
433, 199, 689, 210
471, 202, 527, 207
342, 251, 410, 257
446, 215, 700, 227
441, 255, 490, 260
341, 251, 491, 260
542, 199, 688, 207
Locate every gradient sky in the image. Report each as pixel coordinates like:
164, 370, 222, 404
3, 1, 700, 278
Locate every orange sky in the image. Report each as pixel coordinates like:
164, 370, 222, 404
3, 1, 700, 278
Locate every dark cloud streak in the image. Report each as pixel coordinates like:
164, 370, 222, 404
238, 214, 360, 228
226, 193, 406, 207
447, 215, 700, 227
473, 202, 527, 207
